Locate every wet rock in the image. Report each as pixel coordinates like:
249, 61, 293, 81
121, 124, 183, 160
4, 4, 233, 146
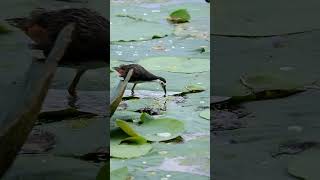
212, 110, 247, 131
135, 107, 161, 115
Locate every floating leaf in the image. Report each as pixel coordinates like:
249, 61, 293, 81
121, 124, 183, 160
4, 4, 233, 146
110, 167, 129, 180
241, 74, 302, 91
116, 120, 141, 137
288, 148, 320, 180
213, 0, 320, 36
228, 89, 305, 104
175, 84, 206, 96
199, 109, 210, 120
111, 16, 171, 42
110, 129, 152, 158
116, 116, 184, 142
120, 136, 147, 145
138, 57, 209, 74
140, 112, 154, 123
168, 9, 191, 23
0, 24, 11, 34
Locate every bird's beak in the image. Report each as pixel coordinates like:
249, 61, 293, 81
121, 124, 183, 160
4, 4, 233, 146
161, 83, 167, 97
5, 18, 26, 29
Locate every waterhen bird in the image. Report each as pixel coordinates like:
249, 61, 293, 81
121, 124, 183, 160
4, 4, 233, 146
5, 8, 109, 97
113, 64, 167, 96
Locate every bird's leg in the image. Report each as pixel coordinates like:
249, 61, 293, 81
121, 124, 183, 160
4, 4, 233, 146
131, 83, 137, 96
28, 43, 43, 50
68, 69, 86, 97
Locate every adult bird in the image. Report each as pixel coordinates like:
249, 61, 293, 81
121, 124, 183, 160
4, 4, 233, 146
5, 8, 109, 97
113, 64, 167, 96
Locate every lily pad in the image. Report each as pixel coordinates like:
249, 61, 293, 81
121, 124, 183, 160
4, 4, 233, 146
0, 24, 11, 34
199, 109, 210, 120
241, 74, 302, 91
168, 9, 191, 23
288, 148, 320, 180
111, 15, 171, 42
175, 84, 206, 96
121, 136, 147, 145
110, 129, 152, 158
213, 0, 320, 36
110, 167, 129, 180
211, 96, 231, 104
116, 114, 185, 141
138, 56, 209, 73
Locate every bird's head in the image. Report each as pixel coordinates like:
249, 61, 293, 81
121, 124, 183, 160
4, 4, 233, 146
157, 76, 167, 96
5, 8, 46, 32
113, 64, 130, 78
5, 18, 30, 32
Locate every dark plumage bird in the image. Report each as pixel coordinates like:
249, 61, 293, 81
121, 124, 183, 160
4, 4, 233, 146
113, 64, 167, 96
5, 8, 109, 97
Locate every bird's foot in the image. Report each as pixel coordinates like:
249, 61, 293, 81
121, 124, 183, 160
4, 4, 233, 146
68, 87, 78, 108
68, 88, 78, 98
67, 93, 79, 108
131, 91, 135, 97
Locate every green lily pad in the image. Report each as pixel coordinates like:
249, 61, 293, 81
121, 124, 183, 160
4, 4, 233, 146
111, 16, 171, 42
241, 73, 302, 91
110, 167, 129, 180
213, 0, 320, 36
120, 136, 147, 145
183, 84, 206, 92
288, 148, 320, 180
174, 84, 206, 96
116, 114, 185, 142
168, 9, 191, 23
110, 129, 152, 158
199, 109, 210, 120
0, 24, 11, 34
138, 56, 209, 74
